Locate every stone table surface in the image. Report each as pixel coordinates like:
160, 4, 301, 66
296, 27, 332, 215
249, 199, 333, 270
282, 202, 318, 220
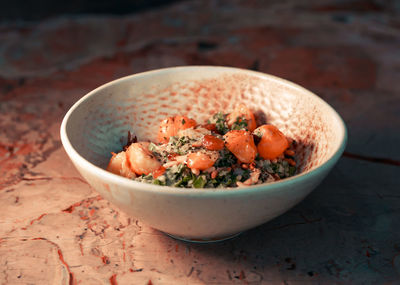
1, 0, 400, 284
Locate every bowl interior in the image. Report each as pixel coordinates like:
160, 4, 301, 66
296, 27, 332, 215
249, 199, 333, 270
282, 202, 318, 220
65, 66, 345, 178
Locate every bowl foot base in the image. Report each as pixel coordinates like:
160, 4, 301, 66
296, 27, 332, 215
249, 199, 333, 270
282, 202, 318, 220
164, 232, 242, 243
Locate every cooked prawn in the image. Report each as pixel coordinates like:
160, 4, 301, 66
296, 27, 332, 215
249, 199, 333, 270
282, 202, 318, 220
107, 151, 136, 179
202, 135, 224, 151
226, 104, 257, 132
125, 142, 161, 175
187, 151, 219, 171
158, 115, 197, 143
223, 130, 257, 163
253, 125, 289, 160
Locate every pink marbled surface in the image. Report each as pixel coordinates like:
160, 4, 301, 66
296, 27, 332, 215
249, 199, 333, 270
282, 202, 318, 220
1, 0, 400, 284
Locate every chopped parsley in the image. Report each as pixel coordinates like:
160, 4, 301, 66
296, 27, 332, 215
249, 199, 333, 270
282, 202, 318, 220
167, 136, 195, 155
215, 148, 237, 167
208, 112, 229, 134
193, 175, 207, 188
231, 116, 248, 130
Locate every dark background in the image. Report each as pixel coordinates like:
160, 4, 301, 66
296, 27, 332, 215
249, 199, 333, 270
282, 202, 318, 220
1, 0, 184, 21
1, 0, 398, 21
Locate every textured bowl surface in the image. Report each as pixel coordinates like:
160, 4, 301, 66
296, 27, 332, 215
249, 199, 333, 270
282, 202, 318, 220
61, 66, 347, 239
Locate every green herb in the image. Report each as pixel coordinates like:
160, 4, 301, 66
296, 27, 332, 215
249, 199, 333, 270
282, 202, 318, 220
215, 148, 237, 167
217, 171, 237, 187
153, 179, 166, 186
178, 136, 190, 146
171, 165, 193, 187
205, 180, 215, 188
271, 163, 279, 173
289, 166, 296, 176
193, 176, 206, 188
167, 136, 194, 155
174, 174, 192, 187
182, 118, 186, 124
231, 116, 248, 130
209, 112, 229, 134
258, 171, 268, 181
241, 169, 251, 181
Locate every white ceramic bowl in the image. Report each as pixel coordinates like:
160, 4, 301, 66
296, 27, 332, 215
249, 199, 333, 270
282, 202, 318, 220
60, 66, 347, 241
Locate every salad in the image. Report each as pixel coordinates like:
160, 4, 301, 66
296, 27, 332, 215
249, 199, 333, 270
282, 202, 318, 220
107, 104, 297, 188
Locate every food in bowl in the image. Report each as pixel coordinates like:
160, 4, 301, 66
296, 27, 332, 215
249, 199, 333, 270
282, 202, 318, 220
61, 66, 347, 240
107, 104, 297, 188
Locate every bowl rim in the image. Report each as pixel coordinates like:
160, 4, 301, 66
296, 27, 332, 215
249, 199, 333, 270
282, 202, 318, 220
60, 65, 347, 197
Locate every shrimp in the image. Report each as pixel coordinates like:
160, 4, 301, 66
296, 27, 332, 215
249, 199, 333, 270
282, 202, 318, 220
125, 142, 162, 175
253, 125, 289, 160
187, 151, 219, 171
202, 135, 224, 151
158, 117, 175, 144
107, 151, 136, 179
158, 115, 197, 143
223, 130, 257, 163
226, 104, 257, 132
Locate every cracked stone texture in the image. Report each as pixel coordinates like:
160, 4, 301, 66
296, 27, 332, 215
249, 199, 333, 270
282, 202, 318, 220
1, 0, 400, 284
